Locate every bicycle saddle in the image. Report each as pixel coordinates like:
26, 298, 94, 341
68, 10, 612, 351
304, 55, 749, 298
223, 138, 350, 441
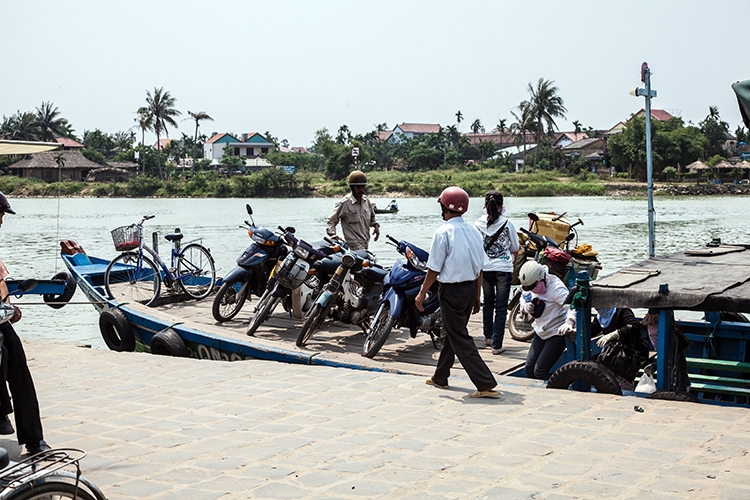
165, 233, 184, 242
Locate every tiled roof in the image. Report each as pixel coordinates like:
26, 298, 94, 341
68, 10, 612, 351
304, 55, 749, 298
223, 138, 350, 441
562, 138, 602, 150
55, 137, 85, 149
10, 150, 102, 169
207, 132, 232, 144
396, 123, 441, 134
633, 108, 674, 122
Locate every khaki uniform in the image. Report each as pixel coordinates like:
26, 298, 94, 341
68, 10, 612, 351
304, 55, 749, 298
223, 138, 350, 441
326, 193, 377, 251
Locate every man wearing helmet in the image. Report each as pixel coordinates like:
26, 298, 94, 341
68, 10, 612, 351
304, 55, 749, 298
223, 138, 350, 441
518, 260, 570, 380
0, 192, 50, 455
415, 186, 499, 398
326, 171, 380, 251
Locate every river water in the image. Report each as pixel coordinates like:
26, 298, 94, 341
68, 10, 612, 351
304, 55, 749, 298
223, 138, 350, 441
4, 195, 749, 349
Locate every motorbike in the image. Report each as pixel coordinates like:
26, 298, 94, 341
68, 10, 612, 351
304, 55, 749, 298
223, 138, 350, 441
212, 205, 285, 323
361, 235, 442, 359
507, 212, 596, 342
296, 239, 387, 347
246, 228, 334, 336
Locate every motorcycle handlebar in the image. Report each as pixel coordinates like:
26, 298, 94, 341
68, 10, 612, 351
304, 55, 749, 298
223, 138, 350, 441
386, 234, 399, 245
519, 227, 547, 249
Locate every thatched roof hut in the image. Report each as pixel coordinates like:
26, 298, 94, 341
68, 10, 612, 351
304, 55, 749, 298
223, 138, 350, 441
685, 160, 710, 173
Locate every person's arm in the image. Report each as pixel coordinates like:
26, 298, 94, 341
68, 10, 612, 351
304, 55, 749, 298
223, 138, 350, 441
415, 269, 439, 311
326, 200, 343, 237
473, 271, 482, 314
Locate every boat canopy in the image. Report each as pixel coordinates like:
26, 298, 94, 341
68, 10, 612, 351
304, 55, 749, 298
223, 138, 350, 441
0, 140, 61, 155
590, 244, 750, 312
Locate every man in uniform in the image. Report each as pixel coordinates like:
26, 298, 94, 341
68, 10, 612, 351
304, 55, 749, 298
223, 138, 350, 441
415, 186, 499, 398
326, 171, 380, 251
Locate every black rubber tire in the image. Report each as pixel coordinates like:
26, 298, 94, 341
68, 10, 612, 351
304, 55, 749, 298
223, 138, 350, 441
246, 291, 280, 336
297, 302, 330, 347
43, 271, 77, 309
508, 300, 535, 342
99, 308, 136, 352
150, 328, 189, 357
176, 244, 216, 299
212, 280, 248, 322
10, 480, 97, 500
648, 390, 701, 403
547, 360, 623, 395
104, 252, 161, 306
361, 303, 395, 358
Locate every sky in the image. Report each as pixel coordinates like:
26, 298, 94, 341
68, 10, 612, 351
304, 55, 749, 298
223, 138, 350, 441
3, 0, 748, 149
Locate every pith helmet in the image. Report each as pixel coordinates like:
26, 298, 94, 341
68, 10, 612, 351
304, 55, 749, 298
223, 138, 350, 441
0, 192, 15, 214
347, 171, 368, 186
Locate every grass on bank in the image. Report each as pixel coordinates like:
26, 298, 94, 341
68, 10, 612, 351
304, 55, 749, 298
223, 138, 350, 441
0, 168, 637, 198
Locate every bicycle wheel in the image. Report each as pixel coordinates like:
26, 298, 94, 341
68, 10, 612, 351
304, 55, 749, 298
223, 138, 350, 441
176, 244, 216, 299
212, 279, 249, 322
10, 479, 97, 500
104, 252, 161, 306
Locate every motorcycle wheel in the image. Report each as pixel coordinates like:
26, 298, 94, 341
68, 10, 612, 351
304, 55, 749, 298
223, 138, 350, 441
297, 302, 330, 347
361, 303, 396, 358
212, 280, 248, 322
508, 300, 536, 342
246, 291, 280, 336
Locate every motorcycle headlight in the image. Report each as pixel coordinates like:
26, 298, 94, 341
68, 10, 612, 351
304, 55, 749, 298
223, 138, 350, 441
294, 246, 310, 260
406, 247, 428, 271
342, 253, 356, 268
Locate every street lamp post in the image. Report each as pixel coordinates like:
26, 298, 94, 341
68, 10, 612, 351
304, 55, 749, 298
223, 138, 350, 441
630, 62, 658, 257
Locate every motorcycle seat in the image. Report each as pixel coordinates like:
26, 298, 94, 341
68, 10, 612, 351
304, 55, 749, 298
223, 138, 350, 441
362, 266, 388, 282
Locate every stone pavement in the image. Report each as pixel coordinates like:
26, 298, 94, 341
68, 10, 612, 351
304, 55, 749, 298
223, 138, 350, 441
7, 341, 750, 499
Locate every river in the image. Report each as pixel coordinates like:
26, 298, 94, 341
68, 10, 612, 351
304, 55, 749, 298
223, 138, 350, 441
4, 195, 749, 349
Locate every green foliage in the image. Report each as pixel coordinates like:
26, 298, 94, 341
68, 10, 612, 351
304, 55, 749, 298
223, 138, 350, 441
662, 166, 677, 182
127, 175, 162, 197
82, 147, 107, 166
706, 154, 725, 167
266, 151, 325, 172
221, 145, 245, 171
700, 107, 730, 158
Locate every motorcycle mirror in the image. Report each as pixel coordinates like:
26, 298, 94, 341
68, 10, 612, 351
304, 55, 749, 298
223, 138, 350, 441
577, 218, 584, 226
246, 204, 253, 216
285, 227, 295, 234
527, 213, 539, 222
565, 233, 575, 242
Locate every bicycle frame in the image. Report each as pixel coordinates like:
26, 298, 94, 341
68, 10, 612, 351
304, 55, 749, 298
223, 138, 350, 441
132, 224, 205, 287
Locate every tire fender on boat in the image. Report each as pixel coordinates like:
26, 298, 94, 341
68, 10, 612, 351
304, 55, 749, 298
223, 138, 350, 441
99, 308, 136, 352
546, 360, 623, 396
43, 271, 77, 309
150, 328, 189, 357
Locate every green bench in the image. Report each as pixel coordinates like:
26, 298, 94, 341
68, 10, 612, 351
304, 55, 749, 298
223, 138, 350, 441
685, 357, 750, 400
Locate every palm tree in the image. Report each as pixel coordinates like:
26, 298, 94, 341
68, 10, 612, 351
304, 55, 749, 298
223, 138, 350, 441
455, 110, 463, 130
144, 87, 181, 179
496, 118, 507, 136
35, 101, 72, 141
572, 120, 582, 134
136, 107, 153, 175
510, 101, 535, 172
187, 111, 213, 156
527, 78, 567, 169
471, 119, 482, 135
0, 111, 40, 141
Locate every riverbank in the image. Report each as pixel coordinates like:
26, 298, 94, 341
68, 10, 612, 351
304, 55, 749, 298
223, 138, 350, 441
1, 169, 748, 198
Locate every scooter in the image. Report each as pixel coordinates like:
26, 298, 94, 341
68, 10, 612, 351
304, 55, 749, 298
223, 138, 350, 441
212, 205, 285, 322
296, 239, 387, 347
361, 235, 442, 359
245, 227, 334, 336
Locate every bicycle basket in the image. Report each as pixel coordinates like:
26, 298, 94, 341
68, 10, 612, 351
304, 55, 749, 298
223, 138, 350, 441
111, 225, 140, 251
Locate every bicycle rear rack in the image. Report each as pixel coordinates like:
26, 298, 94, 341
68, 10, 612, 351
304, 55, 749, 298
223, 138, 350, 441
0, 448, 86, 490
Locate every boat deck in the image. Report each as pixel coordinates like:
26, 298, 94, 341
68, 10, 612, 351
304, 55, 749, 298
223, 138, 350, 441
132, 296, 531, 377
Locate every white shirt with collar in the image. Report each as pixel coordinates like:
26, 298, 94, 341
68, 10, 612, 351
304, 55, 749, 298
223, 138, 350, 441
427, 216, 489, 283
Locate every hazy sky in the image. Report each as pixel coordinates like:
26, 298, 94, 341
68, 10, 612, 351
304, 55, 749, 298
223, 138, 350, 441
3, 0, 747, 148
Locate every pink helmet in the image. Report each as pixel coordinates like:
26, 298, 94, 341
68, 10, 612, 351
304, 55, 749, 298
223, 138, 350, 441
438, 186, 469, 213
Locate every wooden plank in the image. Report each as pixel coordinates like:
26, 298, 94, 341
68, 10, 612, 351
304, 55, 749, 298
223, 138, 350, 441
688, 373, 750, 387
686, 357, 750, 373
690, 382, 750, 397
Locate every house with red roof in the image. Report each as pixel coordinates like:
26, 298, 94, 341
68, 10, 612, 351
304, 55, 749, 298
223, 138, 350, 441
203, 132, 275, 165
388, 123, 441, 143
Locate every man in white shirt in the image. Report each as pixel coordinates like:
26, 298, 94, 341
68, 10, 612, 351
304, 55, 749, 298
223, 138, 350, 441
415, 187, 498, 398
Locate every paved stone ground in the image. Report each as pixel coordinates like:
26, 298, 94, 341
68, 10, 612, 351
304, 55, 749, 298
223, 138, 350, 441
5, 341, 750, 500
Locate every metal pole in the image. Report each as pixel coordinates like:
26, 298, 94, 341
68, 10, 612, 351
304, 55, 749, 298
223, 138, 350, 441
644, 66, 655, 257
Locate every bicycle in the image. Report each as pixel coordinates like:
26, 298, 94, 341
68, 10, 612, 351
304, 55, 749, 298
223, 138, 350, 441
0, 447, 107, 500
104, 215, 216, 307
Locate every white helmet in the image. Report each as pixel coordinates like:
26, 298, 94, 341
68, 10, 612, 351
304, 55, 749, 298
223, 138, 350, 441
520, 261, 546, 291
